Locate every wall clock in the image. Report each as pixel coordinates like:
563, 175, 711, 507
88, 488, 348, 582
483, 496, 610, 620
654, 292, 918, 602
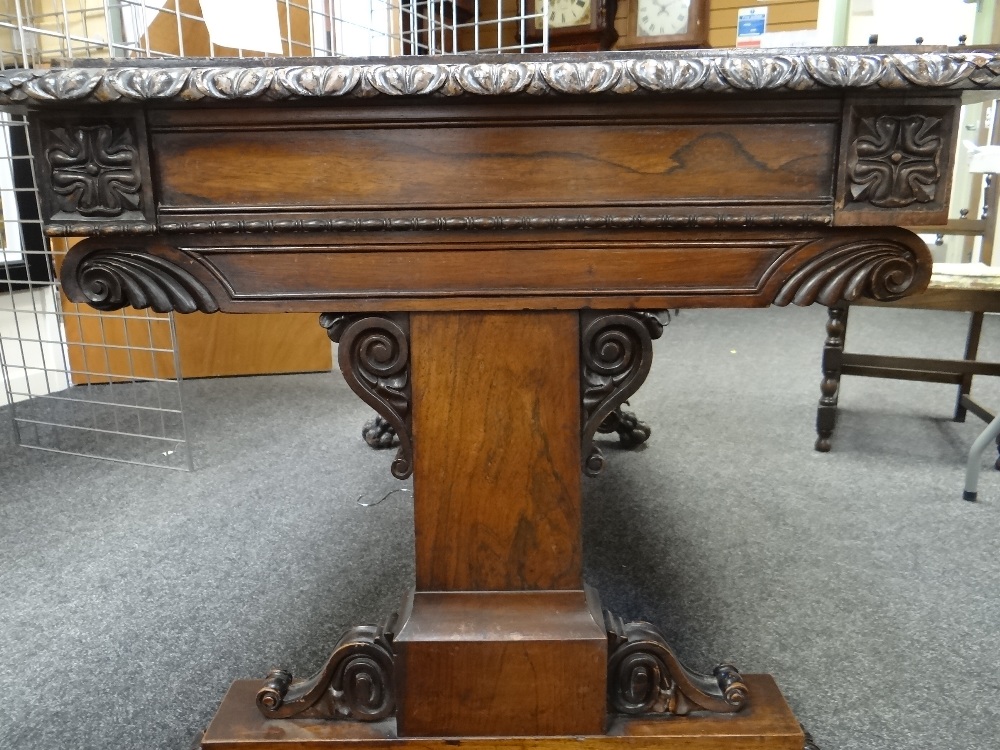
528, 0, 618, 51
620, 0, 709, 49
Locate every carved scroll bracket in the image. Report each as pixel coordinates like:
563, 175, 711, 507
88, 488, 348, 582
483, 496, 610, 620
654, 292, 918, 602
67, 251, 219, 313
606, 611, 749, 716
257, 617, 396, 720
580, 311, 663, 477
321, 313, 412, 480
773, 239, 927, 307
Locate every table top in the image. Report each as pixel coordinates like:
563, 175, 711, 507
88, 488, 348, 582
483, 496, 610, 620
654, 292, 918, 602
11, 48, 993, 314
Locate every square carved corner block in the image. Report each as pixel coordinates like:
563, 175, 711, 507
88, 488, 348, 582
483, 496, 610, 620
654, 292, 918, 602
29, 112, 155, 233
836, 98, 963, 226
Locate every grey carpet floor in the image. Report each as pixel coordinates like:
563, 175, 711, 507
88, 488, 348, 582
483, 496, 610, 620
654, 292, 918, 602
2, 306, 999, 750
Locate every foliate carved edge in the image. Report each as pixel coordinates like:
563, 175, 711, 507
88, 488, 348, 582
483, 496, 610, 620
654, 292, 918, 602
2, 51, 1000, 105
605, 611, 748, 716
68, 251, 219, 313
321, 313, 412, 480
257, 617, 396, 720
772, 239, 927, 307
580, 311, 663, 476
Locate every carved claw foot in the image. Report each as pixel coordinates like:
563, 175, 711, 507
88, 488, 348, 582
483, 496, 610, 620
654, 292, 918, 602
605, 611, 748, 716
597, 405, 652, 448
362, 415, 398, 449
256, 617, 396, 720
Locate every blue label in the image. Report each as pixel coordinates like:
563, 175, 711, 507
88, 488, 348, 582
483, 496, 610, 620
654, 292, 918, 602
737, 14, 767, 36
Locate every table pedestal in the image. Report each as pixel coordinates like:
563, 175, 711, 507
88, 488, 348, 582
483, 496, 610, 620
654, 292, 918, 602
196, 310, 799, 749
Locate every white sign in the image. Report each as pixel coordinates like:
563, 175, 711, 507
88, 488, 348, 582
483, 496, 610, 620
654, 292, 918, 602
736, 7, 768, 48
199, 0, 283, 54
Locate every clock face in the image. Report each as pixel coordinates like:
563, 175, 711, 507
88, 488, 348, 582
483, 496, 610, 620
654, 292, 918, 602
538, 0, 592, 30
636, 0, 691, 37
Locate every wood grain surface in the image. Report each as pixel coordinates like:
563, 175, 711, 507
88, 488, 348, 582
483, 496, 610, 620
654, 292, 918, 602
410, 311, 582, 592
61, 227, 931, 314
393, 590, 608, 737
155, 121, 834, 210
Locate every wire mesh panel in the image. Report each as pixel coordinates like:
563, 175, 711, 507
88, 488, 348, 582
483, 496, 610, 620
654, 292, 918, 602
0, 0, 547, 470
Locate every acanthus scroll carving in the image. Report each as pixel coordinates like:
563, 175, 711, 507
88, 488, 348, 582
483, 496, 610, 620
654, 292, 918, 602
72, 252, 218, 313
848, 115, 942, 208
257, 619, 396, 720
580, 311, 663, 477
321, 313, 412, 480
773, 240, 923, 307
606, 612, 749, 716
45, 124, 142, 218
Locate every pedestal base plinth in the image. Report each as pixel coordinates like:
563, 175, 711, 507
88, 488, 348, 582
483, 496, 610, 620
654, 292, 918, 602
393, 590, 608, 737
200, 675, 803, 750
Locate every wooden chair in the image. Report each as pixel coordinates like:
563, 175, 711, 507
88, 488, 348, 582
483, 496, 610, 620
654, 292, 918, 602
815, 263, 1000, 461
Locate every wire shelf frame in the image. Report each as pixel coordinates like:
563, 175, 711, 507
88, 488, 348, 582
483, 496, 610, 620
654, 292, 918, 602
0, 0, 548, 471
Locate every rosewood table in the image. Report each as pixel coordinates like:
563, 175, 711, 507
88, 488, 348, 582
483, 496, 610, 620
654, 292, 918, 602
3, 47, 991, 750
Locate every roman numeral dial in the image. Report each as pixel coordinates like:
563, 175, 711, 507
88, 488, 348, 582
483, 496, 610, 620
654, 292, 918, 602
636, 0, 691, 37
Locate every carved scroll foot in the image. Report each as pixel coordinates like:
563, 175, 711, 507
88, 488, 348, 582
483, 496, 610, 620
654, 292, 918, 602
605, 611, 748, 716
597, 405, 652, 448
321, 313, 412, 479
362, 415, 398, 449
815, 304, 848, 452
582, 312, 664, 475
256, 617, 396, 720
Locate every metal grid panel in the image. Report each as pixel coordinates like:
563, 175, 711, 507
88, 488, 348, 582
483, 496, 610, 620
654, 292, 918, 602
0, 1, 547, 470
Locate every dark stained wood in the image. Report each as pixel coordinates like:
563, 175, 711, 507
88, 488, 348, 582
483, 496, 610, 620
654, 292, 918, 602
394, 590, 608, 737
8, 50, 977, 750
834, 98, 963, 227
60, 227, 931, 314
150, 100, 837, 219
410, 311, 582, 592
200, 674, 802, 749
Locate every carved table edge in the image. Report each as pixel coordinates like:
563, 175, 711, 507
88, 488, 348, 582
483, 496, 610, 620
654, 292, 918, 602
2, 49, 998, 107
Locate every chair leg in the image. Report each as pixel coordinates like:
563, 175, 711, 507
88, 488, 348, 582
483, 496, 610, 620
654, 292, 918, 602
816, 304, 849, 452
954, 311, 985, 422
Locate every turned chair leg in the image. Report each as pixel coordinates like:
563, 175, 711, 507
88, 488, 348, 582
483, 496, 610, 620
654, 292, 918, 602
815, 304, 848, 452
